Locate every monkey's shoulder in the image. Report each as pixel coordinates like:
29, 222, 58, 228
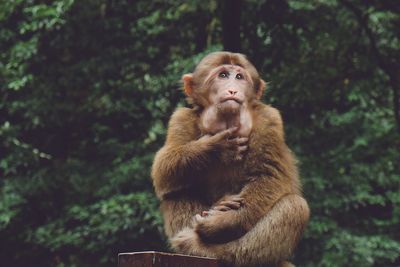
166, 107, 200, 142
169, 107, 199, 126
253, 103, 283, 129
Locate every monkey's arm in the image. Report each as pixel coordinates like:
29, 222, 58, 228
152, 107, 237, 199
195, 174, 295, 243
172, 193, 309, 266
151, 107, 207, 198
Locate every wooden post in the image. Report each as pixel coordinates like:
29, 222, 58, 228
118, 251, 221, 267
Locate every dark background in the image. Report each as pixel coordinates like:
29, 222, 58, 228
0, 0, 399, 266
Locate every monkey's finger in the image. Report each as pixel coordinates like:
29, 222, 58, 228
211, 127, 238, 142
226, 140, 248, 151
206, 209, 221, 216
231, 197, 244, 204
237, 145, 248, 153
219, 200, 241, 209
198, 134, 212, 141
222, 196, 244, 205
201, 211, 209, 217
213, 205, 231, 211
228, 137, 249, 145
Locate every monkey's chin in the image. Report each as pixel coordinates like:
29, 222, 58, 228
217, 100, 241, 115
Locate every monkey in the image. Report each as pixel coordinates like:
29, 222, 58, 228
151, 51, 309, 267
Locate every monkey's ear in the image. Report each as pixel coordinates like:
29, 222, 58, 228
256, 79, 266, 99
182, 74, 194, 96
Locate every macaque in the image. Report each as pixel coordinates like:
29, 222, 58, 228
151, 51, 309, 267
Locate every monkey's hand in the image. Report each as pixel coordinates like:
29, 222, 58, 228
194, 196, 246, 243
194, 209, 246, 244
202, 195, 244, 215
199, 127, 248, 162
197, 127, 238, 149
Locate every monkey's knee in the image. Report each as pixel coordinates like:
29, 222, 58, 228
170, 227, 199, 255
195, 209, 247, 244
288, 194, 310, 228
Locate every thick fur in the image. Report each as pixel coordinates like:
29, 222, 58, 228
171, 194, 308, 267
152, 105, 309, 266
151, 52, 309, 267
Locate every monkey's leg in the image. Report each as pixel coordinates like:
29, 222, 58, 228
195, 177, 292, 243
171, 194, 309, 267
160, 196, 208, 240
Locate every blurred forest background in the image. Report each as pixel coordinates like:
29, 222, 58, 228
0, 0, 399, 266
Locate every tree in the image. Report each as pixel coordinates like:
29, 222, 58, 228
0, 0, 398, 266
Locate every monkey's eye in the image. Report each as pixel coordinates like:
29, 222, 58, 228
236, 73, 244, 80
218, 71, 229, 78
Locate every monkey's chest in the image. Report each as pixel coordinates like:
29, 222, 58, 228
203, 164, 247, 202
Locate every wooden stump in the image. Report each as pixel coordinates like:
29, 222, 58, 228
118, 251, 221, 267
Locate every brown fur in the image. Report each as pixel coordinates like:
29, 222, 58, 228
151, 52, 309, 267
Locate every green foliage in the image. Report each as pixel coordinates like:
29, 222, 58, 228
0, 0, 399, 266
31, 192, 163, 266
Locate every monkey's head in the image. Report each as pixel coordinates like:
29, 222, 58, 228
182, 51, 266, 114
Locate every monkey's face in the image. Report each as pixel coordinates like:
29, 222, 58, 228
206, 65, 255, 115
182, 52, 265, 110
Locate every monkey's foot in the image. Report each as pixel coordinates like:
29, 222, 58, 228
171, 228, 198, 254
171, 227, 213, 258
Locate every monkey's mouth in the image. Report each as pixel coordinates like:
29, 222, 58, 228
221, 97, 242, 104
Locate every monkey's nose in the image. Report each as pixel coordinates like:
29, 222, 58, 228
228, 89, 237, 95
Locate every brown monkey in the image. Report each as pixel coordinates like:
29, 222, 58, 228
151, 51, 309, 267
